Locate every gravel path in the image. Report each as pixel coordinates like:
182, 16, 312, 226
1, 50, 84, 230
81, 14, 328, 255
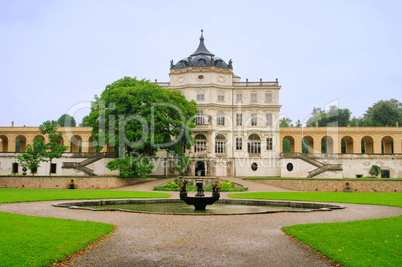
1, 179, 401, 266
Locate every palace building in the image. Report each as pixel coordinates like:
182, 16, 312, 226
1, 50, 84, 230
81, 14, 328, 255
0, 31, 401, 180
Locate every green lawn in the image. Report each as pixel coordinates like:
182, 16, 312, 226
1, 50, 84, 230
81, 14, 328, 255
228, 192, 402, 207
0, 188, 170, 204
0, 189, 170, 266
282, 216, 401, 266
0, 212, 114, 266
229, 191, 402, 266
244, 176, 402, 180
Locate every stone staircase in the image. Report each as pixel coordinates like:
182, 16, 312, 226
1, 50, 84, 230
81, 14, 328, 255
282, 153, 343, 178
307, 163, 343, 178
62, 153, 111, 176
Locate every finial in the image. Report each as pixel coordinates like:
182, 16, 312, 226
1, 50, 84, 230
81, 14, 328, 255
200, 29, 204, 40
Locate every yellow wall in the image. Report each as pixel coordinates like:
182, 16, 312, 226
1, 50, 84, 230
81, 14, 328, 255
280, 127, 401, 154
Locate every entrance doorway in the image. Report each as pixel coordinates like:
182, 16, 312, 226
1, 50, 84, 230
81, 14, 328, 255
195, 161, 205, 176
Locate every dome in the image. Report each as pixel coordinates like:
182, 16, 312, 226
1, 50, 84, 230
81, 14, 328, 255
171, 30, 232, 69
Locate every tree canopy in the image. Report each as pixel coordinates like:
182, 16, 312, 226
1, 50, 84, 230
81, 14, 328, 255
39, 120, 68, 174
17, 138, 46, 175
288, 99, 401, 128
279, 118, 293, 127
82, 77, 197, 176
306, 106, 351, 127
17, 120, 67, 175
360, 99, 402, 127
57, 114, 77, 127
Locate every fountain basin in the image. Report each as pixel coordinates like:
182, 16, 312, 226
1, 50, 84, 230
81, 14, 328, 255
53, 199, 345, 215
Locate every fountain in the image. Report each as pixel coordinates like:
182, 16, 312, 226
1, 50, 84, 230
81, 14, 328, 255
53, 176, 346, 215
179, 176, 221, 210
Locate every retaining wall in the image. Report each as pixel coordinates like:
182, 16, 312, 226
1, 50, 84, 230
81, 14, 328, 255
249, 179, 402, 193
0, 176, 156, 189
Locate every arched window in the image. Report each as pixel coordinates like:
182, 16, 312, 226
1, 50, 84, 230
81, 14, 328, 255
194, 134, 207, 153
248, 134, 261, 154
215, 134, 226, 154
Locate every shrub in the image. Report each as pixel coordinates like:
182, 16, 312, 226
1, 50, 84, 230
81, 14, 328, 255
369, 165, 381, 177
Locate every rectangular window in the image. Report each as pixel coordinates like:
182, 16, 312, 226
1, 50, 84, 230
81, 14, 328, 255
236, 138, 242, 150
196, 110, 205, 125
51, 163, 57, 174
236, 114, 242, 126
218, 95, 224, 101
247, 142, 261, 154
217, 111, 225, 126
266, 113, 273, 126
265, 93, 272, 102
197, 94, 204, 101
194, 142, 207, 153
251, 114, 257, 126
236, 94, 242, 103
251, 93, 257, 102
12, 163, 18, 174
215, 141, 226, 153
267, 137, 273, 150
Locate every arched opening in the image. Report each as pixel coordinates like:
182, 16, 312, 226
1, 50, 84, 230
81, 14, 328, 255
282, 136, 295, 153
106, 145, 114, 153
88, 136, 96, 153
15, 135, 27, 152
248, 134, 261, 154
361, 136, 374, 154
194, 134, 207, 153
215, 134, 226, 154
0, 135, 9, 152
195, 161, 205, 176
341, 136, 354, 154
382, 136, 394, 154
321, 136, 334, 154
302, 136, 314, 154
55, 137, 63, 146
70, 135, 82, 153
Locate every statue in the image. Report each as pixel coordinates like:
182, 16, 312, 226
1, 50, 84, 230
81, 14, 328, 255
187, 57, 192, 67
178, 176, 188, 200
212, 177, 222, 198
228, 59, 233, 68
210, 57, 215, 66
170, 59, 174, 69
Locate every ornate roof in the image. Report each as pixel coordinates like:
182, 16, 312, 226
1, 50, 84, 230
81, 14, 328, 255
171, 30, 232, 69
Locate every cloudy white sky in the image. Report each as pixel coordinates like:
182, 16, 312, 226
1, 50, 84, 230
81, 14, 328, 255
1, 0, 401, 127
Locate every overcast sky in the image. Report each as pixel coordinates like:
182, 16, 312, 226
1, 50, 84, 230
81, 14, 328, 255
1, 0, 401, 127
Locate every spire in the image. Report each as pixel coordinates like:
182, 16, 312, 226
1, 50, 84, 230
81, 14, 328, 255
190, 29, 215, 57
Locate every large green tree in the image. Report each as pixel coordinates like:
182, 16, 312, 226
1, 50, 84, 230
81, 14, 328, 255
82, 77, 197, 176
361, 99, 402, 127
17, 138, 47, 175
17, 121, 67, 175
39, 120, 68, 175
306, 106, 351, 127
57, 114, 77, 127
280, 118, 293, 127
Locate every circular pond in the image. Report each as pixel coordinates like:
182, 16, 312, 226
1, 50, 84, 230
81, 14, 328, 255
53, 199, 345, 215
